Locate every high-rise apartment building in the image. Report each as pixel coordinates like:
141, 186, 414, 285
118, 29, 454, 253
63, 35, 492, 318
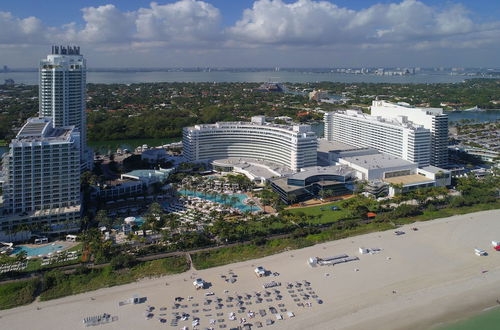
324, 110, 431, 166
39, 46, 90, 170
0, 118, 81, 239
370, 100, 448, 167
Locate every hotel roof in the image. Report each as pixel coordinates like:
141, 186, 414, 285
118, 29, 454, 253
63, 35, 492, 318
317, 139, 359, 153
383, 174, 434, 185
13, 117, 75, 143
186, 120, 314, 134
341, 152, 415, 169
333, 109, 429, 131
291, 165, 354, 180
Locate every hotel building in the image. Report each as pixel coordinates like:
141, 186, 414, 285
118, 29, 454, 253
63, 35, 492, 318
370, 100, 448, 167
183, 116, 317, 171
324, 110, 432, 166
0, 118, 81, 240
39, 46, 91, 170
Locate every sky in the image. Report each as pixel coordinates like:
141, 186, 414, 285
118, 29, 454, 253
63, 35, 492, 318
0, 0, 499, 68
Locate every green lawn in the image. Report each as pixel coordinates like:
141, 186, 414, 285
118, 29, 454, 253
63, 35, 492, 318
287, 201, 350, 224
0, 139, 7, 147
0, 255, 190, 306
39, 255, 190, 301
0, 279, 39, 310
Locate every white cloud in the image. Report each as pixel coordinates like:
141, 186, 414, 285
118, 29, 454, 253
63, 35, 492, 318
79, 4, 136, 43
229, 0, 500, 50
135, 1, 221, 43
0, 0, 221, 47
0, 11, 47, 44
0, 0, 499, 66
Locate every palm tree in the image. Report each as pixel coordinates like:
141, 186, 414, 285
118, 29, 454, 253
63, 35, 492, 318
248, 200, 256, 213
220, 194, 228, 207
230, 196, 239, 209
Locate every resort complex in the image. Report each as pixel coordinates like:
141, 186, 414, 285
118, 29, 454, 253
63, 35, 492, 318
0, 61, 497, 330
0, 3, 499, 329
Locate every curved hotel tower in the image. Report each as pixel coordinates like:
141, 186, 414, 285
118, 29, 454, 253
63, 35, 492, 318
183, 116, 317, 171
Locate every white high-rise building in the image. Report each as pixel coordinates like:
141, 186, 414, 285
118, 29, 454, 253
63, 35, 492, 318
183, 116, 317, 171
324, 110, 431, 166
0, 118, 81, 240
370, 100, 448, 167
39, 45, 91, 170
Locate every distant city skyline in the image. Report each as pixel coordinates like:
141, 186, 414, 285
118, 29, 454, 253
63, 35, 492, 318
0, 0, 499, 68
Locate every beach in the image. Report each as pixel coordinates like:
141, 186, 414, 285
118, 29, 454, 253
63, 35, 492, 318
1, 209, 500, 330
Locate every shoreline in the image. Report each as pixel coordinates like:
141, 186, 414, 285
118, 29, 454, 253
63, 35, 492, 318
430, 302, 500, 330
1, 209, 500, 330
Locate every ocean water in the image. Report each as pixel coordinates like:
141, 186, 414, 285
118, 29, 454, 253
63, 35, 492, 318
438, 306, 500, 330
0, 70, 477, 85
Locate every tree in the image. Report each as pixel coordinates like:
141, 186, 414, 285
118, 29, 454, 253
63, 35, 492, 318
229, 196, 239, 210
318, 189, 326, 200
220, 194, 228, 207
95, 210, 112, 228
247, 200, 256, 213
110, 254, 136, 270
15, 250, 27, 262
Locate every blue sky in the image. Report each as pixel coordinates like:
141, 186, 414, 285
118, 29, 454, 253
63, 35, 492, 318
0, 0, 499, 67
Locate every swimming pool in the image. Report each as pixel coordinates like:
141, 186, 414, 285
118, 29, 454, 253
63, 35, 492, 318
134, 216, 145, 226
178, 190, 261, 212
12, 243, 68, 257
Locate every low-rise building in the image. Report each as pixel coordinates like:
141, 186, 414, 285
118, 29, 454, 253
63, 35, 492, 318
271, 165, 354, 204
92, 180, 145, 200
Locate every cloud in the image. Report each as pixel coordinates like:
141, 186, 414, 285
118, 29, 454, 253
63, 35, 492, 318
135, 1, 221, 44
0, 0, 499, 66
0, 11, 47, 44
228, 0, 500, 50
79, 4, 136, 43
0, 0, 221, 47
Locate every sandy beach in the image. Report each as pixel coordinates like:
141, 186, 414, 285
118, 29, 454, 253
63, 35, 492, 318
1, 209, 500, 330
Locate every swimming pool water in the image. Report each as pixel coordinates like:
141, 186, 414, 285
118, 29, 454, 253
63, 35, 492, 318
12, 244, 66, 257
178, 190, 261, 212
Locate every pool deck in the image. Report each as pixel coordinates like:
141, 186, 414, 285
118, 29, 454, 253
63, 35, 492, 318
13, 240, 77, 257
